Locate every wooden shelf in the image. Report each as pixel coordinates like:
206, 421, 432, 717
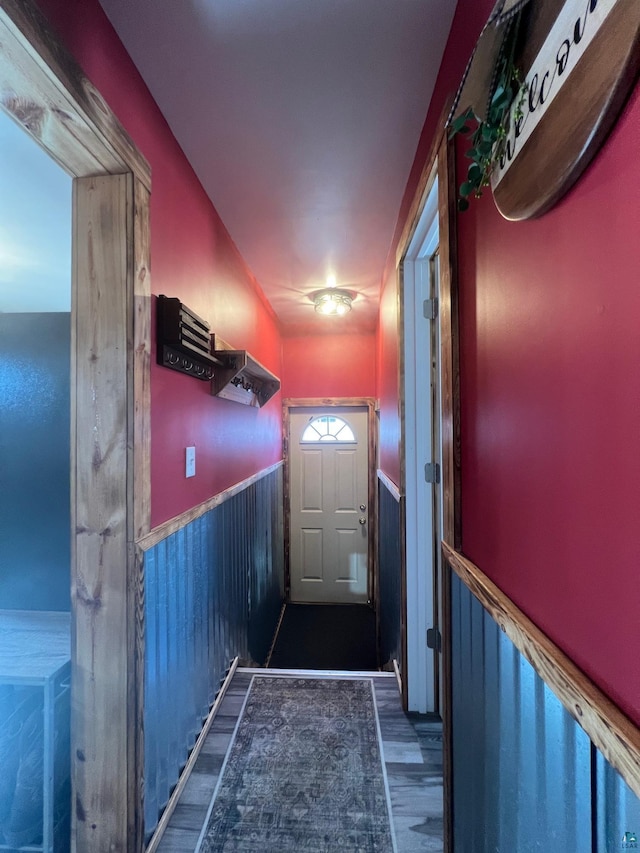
210, 336, 280, 408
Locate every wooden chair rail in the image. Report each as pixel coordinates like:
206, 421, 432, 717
138, 461, 283, 551
377, 469, 401, 503
443, 541, 640, 801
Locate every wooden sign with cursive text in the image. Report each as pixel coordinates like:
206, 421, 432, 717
491, 0, 640, 220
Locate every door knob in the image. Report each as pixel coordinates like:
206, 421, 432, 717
359, 517, 366, 525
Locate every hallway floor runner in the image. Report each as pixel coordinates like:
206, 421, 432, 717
267, 603, 377, 670
195, 676, 396, 853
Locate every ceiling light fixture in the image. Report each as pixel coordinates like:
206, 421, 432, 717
313, 288, 353, 317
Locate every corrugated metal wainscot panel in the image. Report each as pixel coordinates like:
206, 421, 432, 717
377, 479, 402, 671
597, 749, 640, 853
451, 572, 592, 852
143, 467, 283, 837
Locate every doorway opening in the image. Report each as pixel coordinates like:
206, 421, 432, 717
279, 398, 378, 670
0, 104, 72, 852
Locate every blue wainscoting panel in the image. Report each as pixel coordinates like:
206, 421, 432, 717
143, 467, 283, 837
451, 571, 592, 852
597, 750, 640, 853
377, 479, 402, 671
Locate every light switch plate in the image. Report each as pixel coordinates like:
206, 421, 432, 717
185, 446, 196, 478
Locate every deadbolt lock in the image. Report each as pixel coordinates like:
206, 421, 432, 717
360, 504, 366, 511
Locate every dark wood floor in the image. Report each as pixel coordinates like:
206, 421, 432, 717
155, 669, 443, 853
266, 604, 378, 670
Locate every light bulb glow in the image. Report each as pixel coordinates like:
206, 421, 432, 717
313, 288, 353, 316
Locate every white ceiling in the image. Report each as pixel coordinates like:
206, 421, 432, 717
98, 0, 458, 334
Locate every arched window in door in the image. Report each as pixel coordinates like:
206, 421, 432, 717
301, 415, 356, 443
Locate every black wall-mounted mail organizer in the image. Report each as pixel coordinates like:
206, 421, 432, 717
156, 295, 219, 380
156, 298, 280, 406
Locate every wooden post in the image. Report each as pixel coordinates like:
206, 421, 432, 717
0, 4, 151, 848
72, 174, 140, 851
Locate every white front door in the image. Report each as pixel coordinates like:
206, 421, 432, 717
289, 407, 369, 603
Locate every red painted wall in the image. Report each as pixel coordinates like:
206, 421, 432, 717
376, 275, 401, 487
35, 0, 283, 527
281, 334, 376, 400
378, 0, 640, 724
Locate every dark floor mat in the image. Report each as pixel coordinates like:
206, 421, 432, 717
267, 603, 378, 670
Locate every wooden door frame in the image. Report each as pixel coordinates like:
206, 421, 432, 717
283, 398, 378, 606
396, 125, 460, 853
0, 2, 151, 850
400, 172, 442, 714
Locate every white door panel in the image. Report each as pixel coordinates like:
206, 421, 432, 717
335, 449, 358, 510
300, 450, 323, 510
300, 528, 323, 580
289, 408, 368, 603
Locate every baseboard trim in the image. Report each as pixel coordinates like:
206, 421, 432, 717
239, 667, 396, 679
392, 659, 403, 696
264, 602, 287, 668
144, 657, 240, 853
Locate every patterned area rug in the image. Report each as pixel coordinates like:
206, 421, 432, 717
196, 676, 396, 852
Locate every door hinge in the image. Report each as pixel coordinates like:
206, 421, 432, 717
427, 627, 442, 652
424, 462, 440, 484
423, 297, 439, 320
